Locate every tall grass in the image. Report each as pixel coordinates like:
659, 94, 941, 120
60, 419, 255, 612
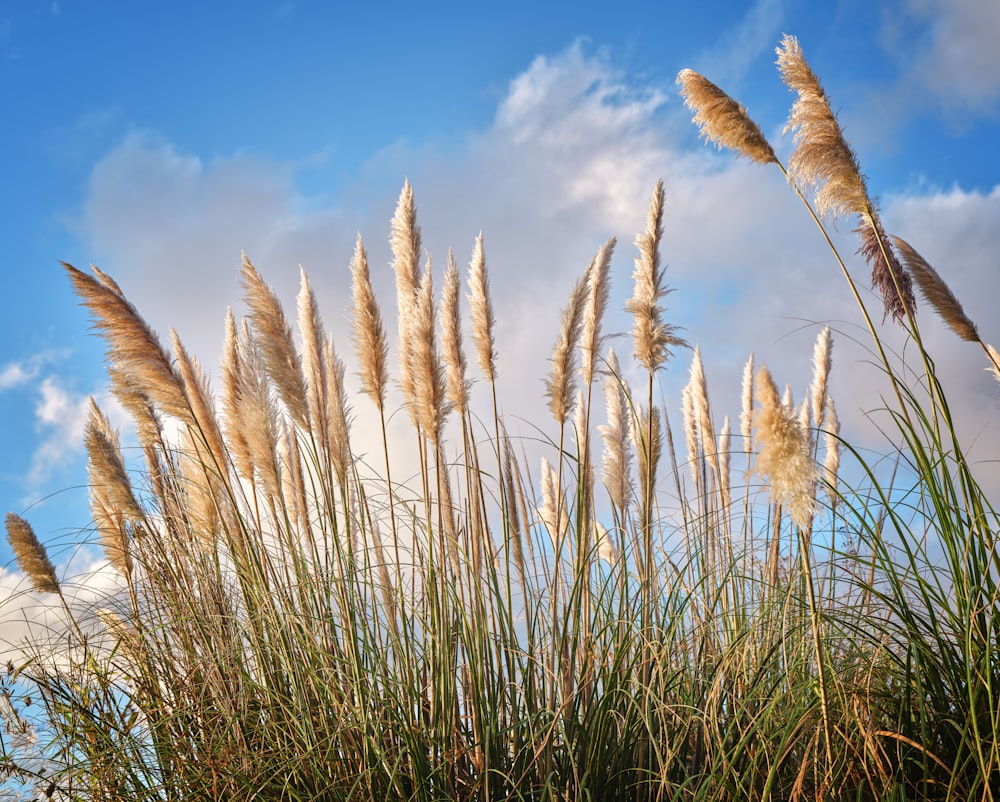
3, 36, 999, 801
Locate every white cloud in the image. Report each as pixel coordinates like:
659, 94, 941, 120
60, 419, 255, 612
904, 0, 1000, 112
1, 351, 109, 499
78, 131, 302, 358
26, 377, 90, 488
875, 0, 1000, 126
491, 41, 670, 229
690, 0, 786, 88
0, 361, 35, 390
0, 558, 124, 667
0, 351, 68, 392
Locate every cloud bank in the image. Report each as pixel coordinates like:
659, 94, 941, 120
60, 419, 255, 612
903, 0, 1000, 113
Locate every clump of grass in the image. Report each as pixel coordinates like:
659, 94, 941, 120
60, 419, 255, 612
3, 35, 999, 802
683, 35, 1000, 799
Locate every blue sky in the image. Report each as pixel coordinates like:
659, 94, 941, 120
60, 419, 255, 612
2, 1, 1000, 610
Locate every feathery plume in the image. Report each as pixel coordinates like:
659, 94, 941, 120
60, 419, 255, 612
221, 309, 254, 483
350, 234, 390, 411
776, 34, 870, 221
594, 521, 619, 564
65, 264, 190, 422
409, 261, 450, 440
297, 267, 330, 447
441, 249, 470, 413
740, 353, 755, 454
390, 180, 422, 306
322, 337, 352, 485
797, 394, 811, 435
821, 395, 840, 505
6, 513, 60, 595
580, 238, 616, 387
545, 271, 588, 424
538, 458, 569, 551
858, 219, 916, 322
676, 69, 777, 165
89, 264, 125, 297
986, 344, 1000, 388
391, 181, 422, 408
681, 384, 700, 491
809, 327, 833, 430
240, 254, 310, 429
467, 232, 497, 382
631, 404, 662, 502
599, 349, 632, 513
718, 416, 732, 507
236, 321, 283, 500
574, 388, 594, 520
688, 347, 719, 483
86, 399, 144, 524
277, 420, 306, 533
894, 237, 979, 341
176, 425, 222, 550
105, 363, 162, 456
626, 180, 687, 372
502, 436, 526, 559
85, 399, 138, 576
753, 366, 818, 529
170, 330, 228, 474
776, 35, 916, 322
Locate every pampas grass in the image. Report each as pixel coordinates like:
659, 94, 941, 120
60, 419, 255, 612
545, 270, 588, 425
351, 233, 390, 411
4, 37, 1000, 802
893, 236, 979, 342
467, 232, 496, 384
626, 179, 687, 373
752, 366, 818, 530
775, 34, 870, 222
676, 68, 777, 165
441, 250, 470, 415
5, 514, 60, 596
598, 349, 631, 516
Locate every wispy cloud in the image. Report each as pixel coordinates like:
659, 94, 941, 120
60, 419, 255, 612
27, 377, 91, 488
689, 0, 786, 88
490, 40, 670, 230
870, 0, 1000, 134
0, 361, 37, 391
0, 351, 70, 392
1, 351, 95, 495
901, 0, 1000, 114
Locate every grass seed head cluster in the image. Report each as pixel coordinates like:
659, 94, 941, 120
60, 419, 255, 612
4, 35, 1000, 802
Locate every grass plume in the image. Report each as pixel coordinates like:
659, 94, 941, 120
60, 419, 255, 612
676, 68, 777, 164
5, 514, 60, 595
894, 235, 980, 342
